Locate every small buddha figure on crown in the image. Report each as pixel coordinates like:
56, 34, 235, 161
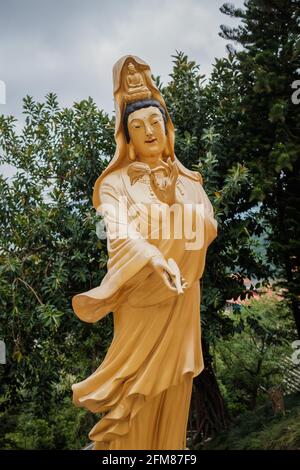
125, 61, 151, 102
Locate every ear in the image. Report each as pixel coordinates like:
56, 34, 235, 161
162, 137, 171, 160
128, 140, 136, 161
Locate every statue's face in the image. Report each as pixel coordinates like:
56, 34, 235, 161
128, 106, 166, 160
128, 63, 135, 73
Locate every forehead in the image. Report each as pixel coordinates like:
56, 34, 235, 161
128, 106, 162, 122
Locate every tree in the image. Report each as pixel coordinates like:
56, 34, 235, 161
219, 0, 300, 336
0, 94, 115, 417
215, 296, 295, 415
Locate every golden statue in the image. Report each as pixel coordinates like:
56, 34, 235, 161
71, 55, 218, 450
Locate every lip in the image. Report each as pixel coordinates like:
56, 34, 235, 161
145, 138, 157, 143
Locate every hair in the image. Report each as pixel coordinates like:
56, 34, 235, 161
122, 99, 168, 143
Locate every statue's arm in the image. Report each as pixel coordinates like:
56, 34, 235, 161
98, 180, 166, 288
198, 184, 218, 248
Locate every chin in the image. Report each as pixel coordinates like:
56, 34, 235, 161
145, 147, 162, 157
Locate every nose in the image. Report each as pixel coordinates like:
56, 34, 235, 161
144, 122, 154, 137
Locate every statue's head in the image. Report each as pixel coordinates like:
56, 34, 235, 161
92, 55, 202, 210
127, 62, 136, 74
123, 99, 168, 161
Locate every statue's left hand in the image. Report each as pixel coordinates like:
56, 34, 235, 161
149, 157, 179, 206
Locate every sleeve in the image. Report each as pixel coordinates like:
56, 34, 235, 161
72, 179, 163, 323
198, 184, 218, 249
177, 181, 217, 281
174, 181, 217, 251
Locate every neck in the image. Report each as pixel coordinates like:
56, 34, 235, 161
137, 153, 163, 169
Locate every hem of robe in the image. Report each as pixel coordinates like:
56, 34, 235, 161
72, 281, 203, 449
75, 365, 203, 450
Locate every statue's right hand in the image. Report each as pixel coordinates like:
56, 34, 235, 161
149, 254, 186, 293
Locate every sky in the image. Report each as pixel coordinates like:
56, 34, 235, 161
0, 0, 244, 176
0, 0, 245, 117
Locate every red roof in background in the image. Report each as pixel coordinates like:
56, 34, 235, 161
227, 278, 283, 305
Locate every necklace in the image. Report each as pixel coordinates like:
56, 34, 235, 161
137, 173, 185, 198
138, 174, 155, 197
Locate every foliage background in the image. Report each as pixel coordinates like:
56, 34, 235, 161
0, 0, 299, 449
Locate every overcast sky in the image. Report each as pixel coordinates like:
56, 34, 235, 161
0, 0, 244, 177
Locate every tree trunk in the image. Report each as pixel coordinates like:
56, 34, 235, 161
287, 287, 300, 340
188, 338, 230, 445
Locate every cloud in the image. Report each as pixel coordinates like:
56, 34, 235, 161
0, 0, 245, 178
0, 0, 243, 121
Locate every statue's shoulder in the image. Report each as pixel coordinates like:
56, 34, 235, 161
192, 171, 203, 185
99, 168, 123, 189
180, 171, 203, 190
180, 170, 203, 187
93, 168, 123, 210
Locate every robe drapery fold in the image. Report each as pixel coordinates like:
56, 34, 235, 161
71, 166, 217, 449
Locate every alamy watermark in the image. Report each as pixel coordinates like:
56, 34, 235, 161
0, 80, 6, 104
95, 197, 206, 250
0, 340, 6, 364
291, 340, 300, 365
291, 80, 300, 105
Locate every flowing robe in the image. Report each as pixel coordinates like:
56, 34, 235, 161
71, 165, 217, 450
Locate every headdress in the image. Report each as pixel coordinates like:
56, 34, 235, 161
92, 55, 202, 210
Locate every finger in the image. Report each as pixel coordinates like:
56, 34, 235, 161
149, 172, 158, 191
163, 266, 178, 286
171, 163, 179, 183
158, 159, 169, 168
158, 159, 171, 175
167, 157, 173, 174
164, 264, 177, 278
152, 165, 168, 174
169, 157, 176, 170
162, 178, 168, 189
162, 271, 178, 292
150, 170, 165, 189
